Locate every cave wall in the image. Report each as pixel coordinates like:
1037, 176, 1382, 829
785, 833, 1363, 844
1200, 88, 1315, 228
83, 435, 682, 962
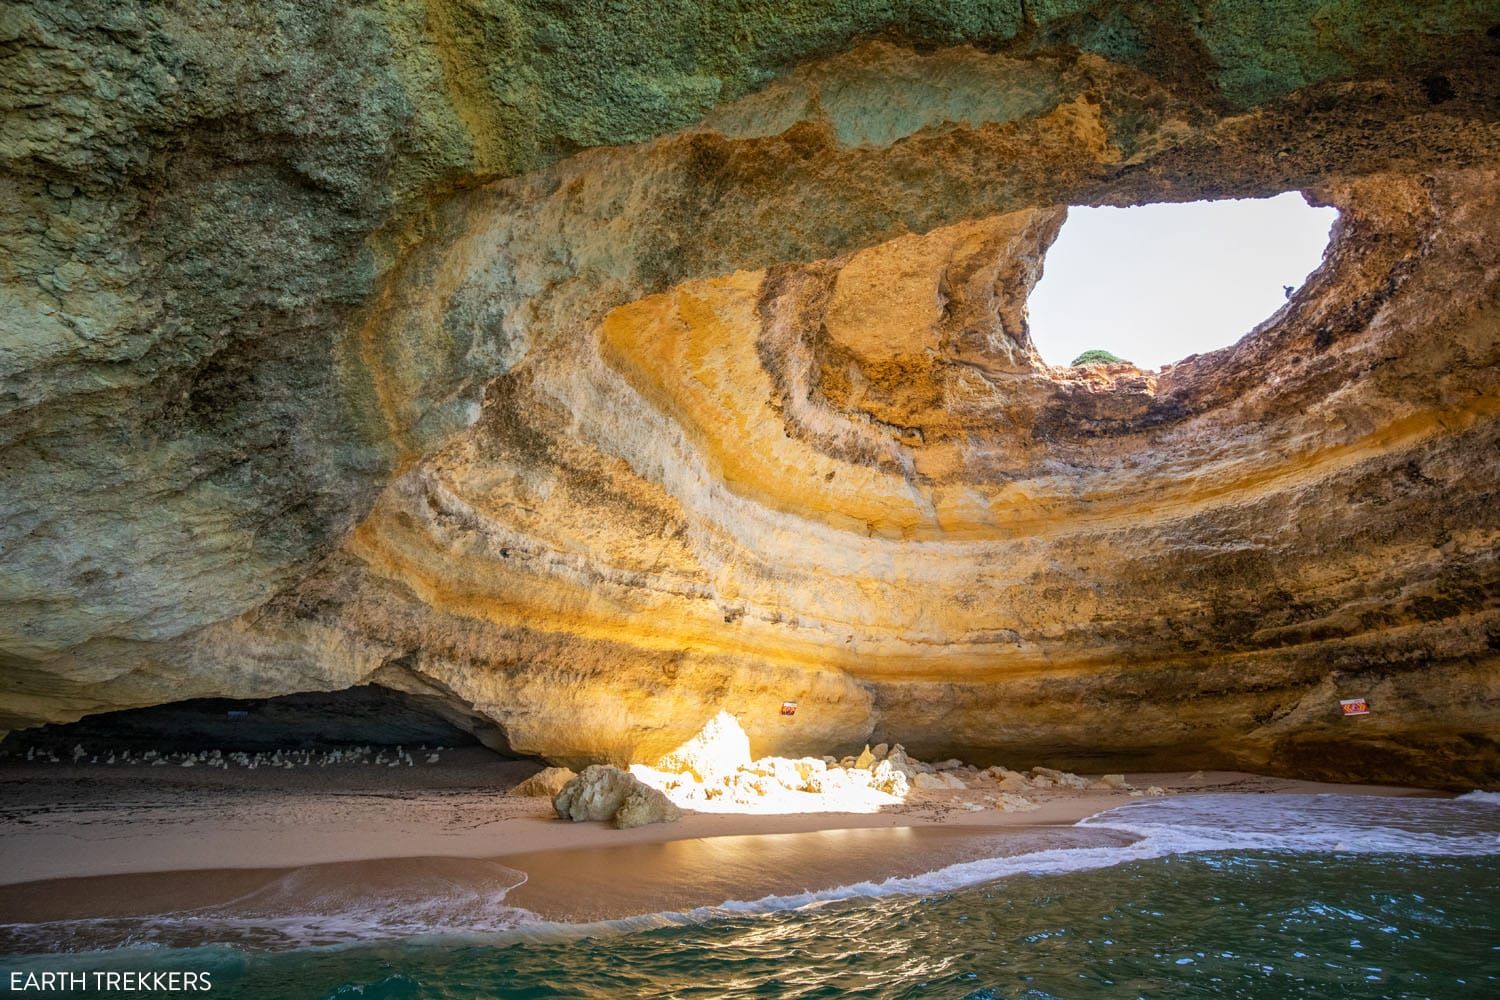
2, 2, 1496, 787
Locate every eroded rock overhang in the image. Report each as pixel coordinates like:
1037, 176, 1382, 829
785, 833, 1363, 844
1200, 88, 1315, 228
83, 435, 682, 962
1, 5, 1496, 787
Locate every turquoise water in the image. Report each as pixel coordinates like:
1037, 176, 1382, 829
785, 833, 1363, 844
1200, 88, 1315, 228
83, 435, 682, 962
4, 795, 1498, 999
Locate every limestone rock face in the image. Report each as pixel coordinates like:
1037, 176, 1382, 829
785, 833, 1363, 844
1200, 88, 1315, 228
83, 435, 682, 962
509, 766, 577, 798
1, 3, 1498, 789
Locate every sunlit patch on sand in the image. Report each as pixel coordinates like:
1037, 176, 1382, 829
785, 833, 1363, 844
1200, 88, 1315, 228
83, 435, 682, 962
625, 710, 1117, 816
630, 710, 901, 814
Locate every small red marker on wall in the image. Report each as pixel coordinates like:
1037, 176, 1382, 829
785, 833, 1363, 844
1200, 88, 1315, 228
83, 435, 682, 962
780, 701, 798, 717
1339, 697, 1370, 716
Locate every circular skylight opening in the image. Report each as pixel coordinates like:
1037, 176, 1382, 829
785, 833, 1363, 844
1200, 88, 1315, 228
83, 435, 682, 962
1027, 193, 1339, 371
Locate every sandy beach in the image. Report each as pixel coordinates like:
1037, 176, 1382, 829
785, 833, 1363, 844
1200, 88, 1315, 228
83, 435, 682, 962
0, 751, 1441, 945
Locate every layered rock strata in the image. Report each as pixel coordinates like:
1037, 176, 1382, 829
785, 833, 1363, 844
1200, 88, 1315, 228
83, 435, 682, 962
2, 3, 1497, 787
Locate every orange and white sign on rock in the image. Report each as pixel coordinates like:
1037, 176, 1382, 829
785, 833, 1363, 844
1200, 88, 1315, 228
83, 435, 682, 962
1340, 698, 1371, 716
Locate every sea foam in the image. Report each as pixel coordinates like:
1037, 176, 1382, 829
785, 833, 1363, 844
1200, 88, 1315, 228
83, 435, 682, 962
447, 792, 1500, 945
6, 794, 1498, 954
669, 793, 1500, 925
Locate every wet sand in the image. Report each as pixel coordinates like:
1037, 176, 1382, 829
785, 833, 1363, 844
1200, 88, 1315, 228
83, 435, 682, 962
0, 755, 1427, 887
0, 754, 1440, 951
0, 825, 1135, 933
499, 823, 1138, 922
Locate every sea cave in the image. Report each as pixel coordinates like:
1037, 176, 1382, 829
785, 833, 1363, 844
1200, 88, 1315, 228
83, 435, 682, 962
1, 1, 1496, 994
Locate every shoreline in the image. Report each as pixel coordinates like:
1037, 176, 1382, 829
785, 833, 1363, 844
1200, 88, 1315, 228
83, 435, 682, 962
0, 760, 1446, 948
0, 759, 1437, 888
0, 824, 1141, 932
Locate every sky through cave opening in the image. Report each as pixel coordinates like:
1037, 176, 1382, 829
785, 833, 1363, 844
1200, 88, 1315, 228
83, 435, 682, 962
1028, 192, 1339, 371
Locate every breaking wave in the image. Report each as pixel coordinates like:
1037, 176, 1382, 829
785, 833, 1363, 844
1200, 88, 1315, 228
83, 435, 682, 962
640, 793, 1500, 932
0, 858, 536, 954
4, 794, 1497, 955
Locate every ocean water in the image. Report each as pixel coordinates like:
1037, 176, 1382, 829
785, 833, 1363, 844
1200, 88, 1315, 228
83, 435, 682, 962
3, 793, 1497, 999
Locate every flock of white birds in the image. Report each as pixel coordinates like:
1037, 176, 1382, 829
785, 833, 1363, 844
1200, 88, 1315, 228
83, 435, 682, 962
2, 744, 450, 768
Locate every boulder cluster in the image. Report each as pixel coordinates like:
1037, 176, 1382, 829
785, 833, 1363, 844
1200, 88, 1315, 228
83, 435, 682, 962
641, 735, 1174, 813
537, 732, 1171, 828
648, 750, 912, 805
835, 745, 1168, 799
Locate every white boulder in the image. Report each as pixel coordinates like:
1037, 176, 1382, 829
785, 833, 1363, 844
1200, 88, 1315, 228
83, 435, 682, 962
554, 764, 683, 828
869, 759, 909, 796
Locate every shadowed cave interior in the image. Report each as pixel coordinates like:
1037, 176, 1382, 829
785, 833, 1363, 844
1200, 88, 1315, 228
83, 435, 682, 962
0, 686, 509, 756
